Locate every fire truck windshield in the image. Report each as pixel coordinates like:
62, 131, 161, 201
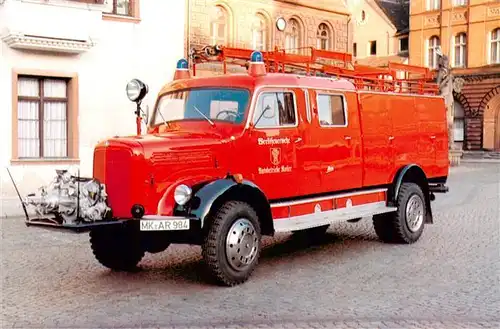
152, 88, 250, 126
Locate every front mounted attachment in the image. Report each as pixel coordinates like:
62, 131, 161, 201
7, 168, 118, 233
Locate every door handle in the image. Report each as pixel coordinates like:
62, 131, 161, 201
430, 135, 436, 139
294, 137, 303, 143
388, 136, 395, 141
344, 136, 352, 140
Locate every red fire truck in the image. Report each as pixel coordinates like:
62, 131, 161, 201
11, 45, 450, 286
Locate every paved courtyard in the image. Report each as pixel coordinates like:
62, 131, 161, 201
1, 163, 499, 329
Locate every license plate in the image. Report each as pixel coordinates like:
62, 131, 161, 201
140, 219, 190, 231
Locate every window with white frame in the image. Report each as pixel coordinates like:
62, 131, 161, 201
428, 36, 440, 69
427, 0, 440, 10
453, 0, 467, 6
317, 94, 346, 127
491, 28, 500, 64
210, 5, 228, 46
285, 18, 301, 54
454, 33, 467, 67
252, 13, 267, 51
17, 76, 69, 158
453, 100, 465, 142
253, 91, 296, 128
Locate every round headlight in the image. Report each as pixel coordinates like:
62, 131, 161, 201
174, 184, 192, 206
126, 79, 148, 102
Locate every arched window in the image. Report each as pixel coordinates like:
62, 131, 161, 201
454, 33, 467, 67
285, 18, 301, 54
491, 28, 500, 64
316, 23, 331, 50
252, 13, 268, 51
428, 36, 440, 69
210, 5, 228, 46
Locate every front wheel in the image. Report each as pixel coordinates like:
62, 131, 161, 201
89, 225, 145, 271
373, 182, 426, 244
202, 201, 262, 286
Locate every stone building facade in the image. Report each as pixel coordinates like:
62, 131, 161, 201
185, 0, 351, 74
348, 0, 410, 68
409, 0, 500, 151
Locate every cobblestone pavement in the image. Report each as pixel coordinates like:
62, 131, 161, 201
1, 163, 499, 329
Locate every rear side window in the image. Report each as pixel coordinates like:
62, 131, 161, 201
253, 91, 297, 128
317, 94, 347, 127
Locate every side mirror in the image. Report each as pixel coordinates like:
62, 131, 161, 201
126, 79, 148, 103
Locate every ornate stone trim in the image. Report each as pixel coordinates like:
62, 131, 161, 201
1, 32, 96, 54
487, 6, 500, 18
453, 71, 500, 82
424, 14, 440, 26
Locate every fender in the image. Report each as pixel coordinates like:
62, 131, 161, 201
391, 164, 433, 224
156, 175, 216, 216
187, 178, 271, 230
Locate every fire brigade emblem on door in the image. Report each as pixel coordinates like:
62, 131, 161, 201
270, 147, 281, 165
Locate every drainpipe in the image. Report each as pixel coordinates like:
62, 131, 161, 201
347, 15, 352, 66
387, 31, 390, 55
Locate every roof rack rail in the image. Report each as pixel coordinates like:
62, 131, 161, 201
188, 45, 439, 95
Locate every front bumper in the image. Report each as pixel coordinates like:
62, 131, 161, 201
24, 215, 202, 240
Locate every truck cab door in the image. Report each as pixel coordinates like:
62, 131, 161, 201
308, 90, 363, 193
241, 88, 302, 200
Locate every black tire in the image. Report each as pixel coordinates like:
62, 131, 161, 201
89, 225, 145, 271
140, 232, 171, 254
373, 182, 426, 244
202, 201, 262, 286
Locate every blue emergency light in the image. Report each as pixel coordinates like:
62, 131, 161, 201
176, 59, 189, 70
251, 51, 263, 63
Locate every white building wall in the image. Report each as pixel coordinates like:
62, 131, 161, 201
0, 0, 187, 217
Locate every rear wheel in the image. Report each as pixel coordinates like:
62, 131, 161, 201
202, 201, 261, 286
89, 225, 145, 271
373, 182, 426, 244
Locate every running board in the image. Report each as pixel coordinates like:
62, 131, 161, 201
273, 201, 397, 233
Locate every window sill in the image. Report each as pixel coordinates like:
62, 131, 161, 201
10, 158, 81, 165
102, 13, 141, 23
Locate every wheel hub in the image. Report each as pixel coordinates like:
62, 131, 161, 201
406, 194, 424, 232
225, 218, 259, 271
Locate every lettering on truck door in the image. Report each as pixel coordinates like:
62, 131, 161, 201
308, 90, 363, 193
244, 88, 302, 200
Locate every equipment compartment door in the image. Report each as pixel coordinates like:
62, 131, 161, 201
241, 87, 303, 200
309, 90, 363, 194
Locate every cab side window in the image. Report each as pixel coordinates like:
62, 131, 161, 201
317, 94, 347, 127
253, 91, 296, 128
